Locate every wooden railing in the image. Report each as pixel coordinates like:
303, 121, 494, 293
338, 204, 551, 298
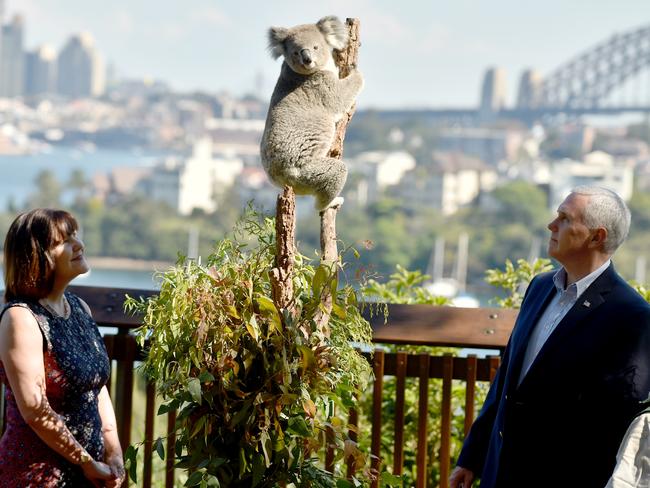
1, 286, 518, 487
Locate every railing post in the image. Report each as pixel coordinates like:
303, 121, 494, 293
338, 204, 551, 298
143, 381, 156, 488
370, 349, 385, 488
416, 353, 430, 488
114, 330, 136, 487
392, 351, 407, 476
166, 409, 177, 488
439, 354, 454, 488
464, 355, 478, 437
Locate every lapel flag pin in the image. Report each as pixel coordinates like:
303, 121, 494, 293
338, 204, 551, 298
583, 300, 591, 308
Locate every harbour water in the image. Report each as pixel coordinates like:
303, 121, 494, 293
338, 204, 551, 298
0, 266, 160, 292
72, 267, 160, 290
0, 146, 166, 208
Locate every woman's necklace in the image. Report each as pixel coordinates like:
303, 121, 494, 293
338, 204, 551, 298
40, 296, 70, 319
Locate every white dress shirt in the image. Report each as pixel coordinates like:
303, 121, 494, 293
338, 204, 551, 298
518, 260, 611, 385
605, 412, 650, 488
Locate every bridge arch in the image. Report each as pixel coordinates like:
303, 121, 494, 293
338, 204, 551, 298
517, 24, 650, 109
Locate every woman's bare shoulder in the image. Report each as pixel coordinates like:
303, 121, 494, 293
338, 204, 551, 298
0, 304, 41, 338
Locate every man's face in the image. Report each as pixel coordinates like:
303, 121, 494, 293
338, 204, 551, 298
547, 193, 593, 264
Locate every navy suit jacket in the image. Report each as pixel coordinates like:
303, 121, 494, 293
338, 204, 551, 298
457, 264, 650, 488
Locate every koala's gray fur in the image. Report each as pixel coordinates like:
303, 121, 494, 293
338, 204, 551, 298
260, 16, 364, 210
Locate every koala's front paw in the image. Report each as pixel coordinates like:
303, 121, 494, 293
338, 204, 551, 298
330, 196, 344, 207
347, 69, 364, 93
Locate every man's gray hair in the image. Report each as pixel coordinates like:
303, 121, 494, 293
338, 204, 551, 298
571, 186, 631, 254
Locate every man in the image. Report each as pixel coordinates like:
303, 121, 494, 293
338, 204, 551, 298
450, 186, 650, 488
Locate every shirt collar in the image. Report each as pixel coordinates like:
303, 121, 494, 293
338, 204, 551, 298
553, 259, 611, 298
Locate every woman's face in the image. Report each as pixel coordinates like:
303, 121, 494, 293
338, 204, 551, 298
49, 230, 89, 283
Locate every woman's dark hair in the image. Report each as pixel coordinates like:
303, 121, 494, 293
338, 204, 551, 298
4, 208, 79, 301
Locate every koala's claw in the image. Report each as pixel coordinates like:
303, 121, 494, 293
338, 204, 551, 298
319, 196, 344, 212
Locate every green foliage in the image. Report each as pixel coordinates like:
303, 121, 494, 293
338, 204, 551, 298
485, 258, 553, 309
27, 169, 62, 208
364, 265, 450, 306
629, 281, 650, 303
125, 215, 374, 487
490, 181, 548, 232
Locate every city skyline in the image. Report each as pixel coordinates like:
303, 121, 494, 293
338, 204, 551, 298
7, 0, 650, 108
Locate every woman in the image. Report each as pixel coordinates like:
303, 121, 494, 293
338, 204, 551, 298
0, 209, 125, 487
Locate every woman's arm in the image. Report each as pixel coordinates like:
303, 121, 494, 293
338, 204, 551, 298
98, 385, 125, 487
0, 306, 113, 484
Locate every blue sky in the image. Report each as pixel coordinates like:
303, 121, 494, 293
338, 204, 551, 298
9, 0, 650, 109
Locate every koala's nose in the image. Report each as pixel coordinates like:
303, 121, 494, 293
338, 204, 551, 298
300, 49, 313, 65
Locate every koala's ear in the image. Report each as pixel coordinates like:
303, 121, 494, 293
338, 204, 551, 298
268, 27, 289, 59
316, 16, 348, 50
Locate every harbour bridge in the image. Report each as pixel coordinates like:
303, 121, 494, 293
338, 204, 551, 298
373, 23, 650, 124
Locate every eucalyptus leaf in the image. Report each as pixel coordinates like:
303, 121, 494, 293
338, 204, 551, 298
185, 470, 204, 486
154, 437, 165, 460
199, 371, 215, 383
287, 416, 311, 437
380, 472, 403, 486
312, 265, 328, 296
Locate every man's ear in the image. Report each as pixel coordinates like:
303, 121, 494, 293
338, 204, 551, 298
590, 227, 608, 248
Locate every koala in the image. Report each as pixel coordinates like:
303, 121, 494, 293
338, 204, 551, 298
260, 16, 364, 211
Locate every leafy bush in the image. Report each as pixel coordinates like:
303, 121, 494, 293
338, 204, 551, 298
125, 216, 374, 487
364, 265, 450, 306
484, 258, 553, 309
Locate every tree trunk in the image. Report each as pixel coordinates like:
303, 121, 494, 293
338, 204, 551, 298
315, 18, 361, 336
270, 186, 295, 313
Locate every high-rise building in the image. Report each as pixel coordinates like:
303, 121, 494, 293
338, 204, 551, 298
0, 14, 24, 97
57, 32, 105, 98
25, 44, 57, 96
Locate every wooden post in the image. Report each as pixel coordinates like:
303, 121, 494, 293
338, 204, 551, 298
315, 18, 361, 336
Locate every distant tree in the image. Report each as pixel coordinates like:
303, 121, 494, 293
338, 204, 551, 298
491, 180, 548, 231
73, 198, 105, 256
6, 196, 17, 214
0, 212, 16, 246
67, 168, 91, 206
26, 170, 62, 209
629, 189, 650, 232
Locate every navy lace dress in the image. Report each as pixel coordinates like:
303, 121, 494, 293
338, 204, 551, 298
0, 292, 110, 487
